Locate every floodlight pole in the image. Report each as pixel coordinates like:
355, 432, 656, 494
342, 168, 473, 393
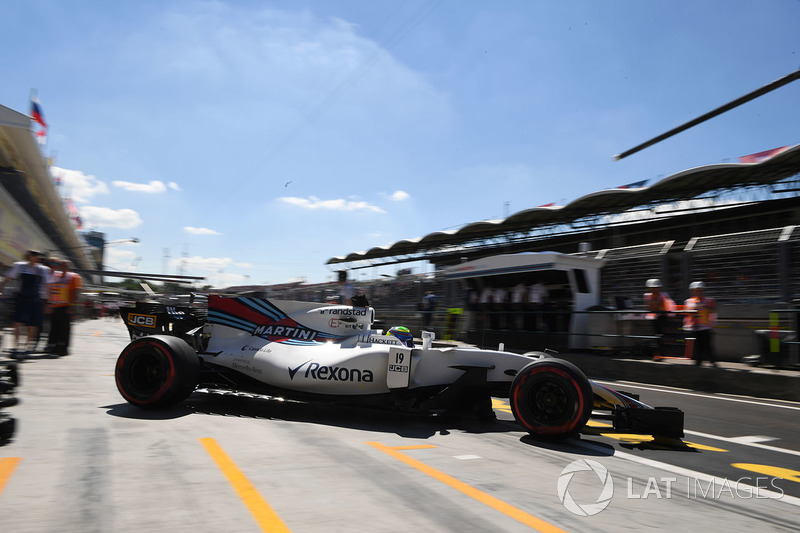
614, 68, 800, 161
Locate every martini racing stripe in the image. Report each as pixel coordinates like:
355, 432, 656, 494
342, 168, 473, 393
207, 310, 258, 332
209, 296, 286, 326
239, 297, 286, 322
207, 295, 354, 344
278, 339, 323, 346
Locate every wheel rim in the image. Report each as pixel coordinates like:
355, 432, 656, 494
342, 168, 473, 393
528, 377, 574, 425
128, 352, 167, 394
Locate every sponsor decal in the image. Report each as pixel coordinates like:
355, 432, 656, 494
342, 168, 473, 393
231, 361, 263, 375
253, 324, 317, 341
127, 313, 157, 328
319, 307, 367, 316
388, 364, 408, 373
330, 317, 361, 329
240, 345, 270, 353
287, 360, 374, 382
358, 334, 402, 345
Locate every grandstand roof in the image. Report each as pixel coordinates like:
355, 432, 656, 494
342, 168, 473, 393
327, 143, 800, 266
0, 104, 93, 269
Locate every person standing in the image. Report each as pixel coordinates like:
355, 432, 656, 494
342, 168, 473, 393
421, 290, 437, 330
510, 281, 527, 330
47, 259, 82, 356
528, 280, 548, 331
644, 278, 675, 357
683, 281, 716, 367
0, 250, 53, 355
337, 270, 354, 305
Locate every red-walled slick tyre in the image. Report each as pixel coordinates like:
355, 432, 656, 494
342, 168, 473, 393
509, 359, 593, 439
115, 335, 200, 409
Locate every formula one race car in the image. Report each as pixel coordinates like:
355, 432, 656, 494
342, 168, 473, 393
115, 295, 684, 439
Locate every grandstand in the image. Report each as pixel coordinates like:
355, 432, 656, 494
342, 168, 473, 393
321, 145, 800, 361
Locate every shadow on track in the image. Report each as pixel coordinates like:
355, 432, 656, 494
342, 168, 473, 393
181, 389, 517, 439
520, 434, 616, 457
103, 390, 685, 455
103, 402, 194, 420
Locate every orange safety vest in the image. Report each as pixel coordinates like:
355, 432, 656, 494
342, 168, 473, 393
49, 271, 82, 308
644, 292, 675, 315
683, 296, 715, 330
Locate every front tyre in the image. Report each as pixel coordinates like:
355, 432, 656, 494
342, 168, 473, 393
115, 335, 200, 409
510, 359, 592, 439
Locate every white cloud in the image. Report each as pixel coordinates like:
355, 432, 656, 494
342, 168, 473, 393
112, 180, 168, 193
171, 255, 235, 273
168, 182, 181, 191
80, 206, 142, 229
51, 166, 109, 203
391, 190, 410, 201
104, 248, 140, 270
280, 196, 385, 213
184, 226, 221, 235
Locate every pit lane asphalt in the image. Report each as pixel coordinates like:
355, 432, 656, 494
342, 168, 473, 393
0, 318, 799, 532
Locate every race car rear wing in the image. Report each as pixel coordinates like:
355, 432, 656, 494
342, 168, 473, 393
120, 301, 206, 341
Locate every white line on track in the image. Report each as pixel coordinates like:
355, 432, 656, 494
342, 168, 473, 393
593, 380, 800, 457
729, 435, 778, 444
682, 430, 800, 458
575, 440, 800, 508
594, 380, 800, 411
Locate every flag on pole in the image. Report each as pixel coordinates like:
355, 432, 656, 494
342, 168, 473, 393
738, 146, 790, 164
30, 95, 48, 144
617, 179, 648, 189
66, 197, 82, 228
31, 96, 47, 128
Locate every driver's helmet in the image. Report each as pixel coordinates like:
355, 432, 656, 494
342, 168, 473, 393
386, 326, 414, 347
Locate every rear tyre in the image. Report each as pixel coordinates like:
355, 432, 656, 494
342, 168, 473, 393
509, 358, 593, 439
115, 335, 200, 409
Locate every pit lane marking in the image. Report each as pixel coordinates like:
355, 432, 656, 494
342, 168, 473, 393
0, 457, 21, 497
492, 398, 512, 414
731, 464, 800, 484
575, 440, 800, 508
681, 430, 800, 458
494, 399, 727, 451
367, 441, 568, 533
200, 438, 291, 533
729, 435, 778, 444
583, 421, 728, 452
593, 380, 800, 411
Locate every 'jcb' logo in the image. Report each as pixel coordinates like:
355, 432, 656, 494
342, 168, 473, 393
128, 314, 157, 328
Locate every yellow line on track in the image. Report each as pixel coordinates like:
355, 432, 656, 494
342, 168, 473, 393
0, 457, 21, 497
200, 438, 291, 532
367, 442, 568, 533
732, 463, 800, 483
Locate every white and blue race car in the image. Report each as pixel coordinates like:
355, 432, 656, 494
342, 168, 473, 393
115, 295, 683, 439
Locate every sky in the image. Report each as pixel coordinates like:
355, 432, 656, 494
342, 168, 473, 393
2, 0, 799, 287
